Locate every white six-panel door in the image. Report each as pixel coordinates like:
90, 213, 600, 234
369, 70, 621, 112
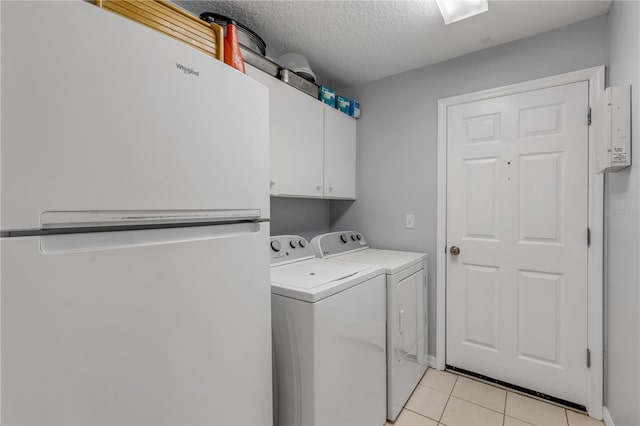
446, 81, 589, 405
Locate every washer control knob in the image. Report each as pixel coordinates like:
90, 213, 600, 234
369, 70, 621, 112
356, 234, 362, 241
298, 239, 306, 248
350, 234, 357, 241
270, 240, 281, 252
289, 240, 297, 249
340, 234, 349, 244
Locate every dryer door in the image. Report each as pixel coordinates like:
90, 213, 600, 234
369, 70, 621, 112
388, 268, 427, 420
395, 270, 424, 361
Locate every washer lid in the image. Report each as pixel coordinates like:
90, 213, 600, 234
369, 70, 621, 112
334, 249, 426, 275
271, 258, 383, 302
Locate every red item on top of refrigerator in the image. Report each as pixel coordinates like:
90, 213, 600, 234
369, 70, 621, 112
224, 20, 245, 73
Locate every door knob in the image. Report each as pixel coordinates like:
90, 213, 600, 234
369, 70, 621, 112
450, 246, 460, 255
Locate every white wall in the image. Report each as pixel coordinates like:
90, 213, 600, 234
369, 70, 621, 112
332, 15, 609, 356
270, 197, 330, 241
604, 1, 640, 424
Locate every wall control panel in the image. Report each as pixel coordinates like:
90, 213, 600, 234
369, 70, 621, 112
596, 85, 632, 173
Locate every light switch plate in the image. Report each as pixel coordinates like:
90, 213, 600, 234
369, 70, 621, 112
405, 214, 415, 229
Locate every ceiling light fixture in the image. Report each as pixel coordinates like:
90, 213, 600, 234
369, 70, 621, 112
435, 0, 489, 25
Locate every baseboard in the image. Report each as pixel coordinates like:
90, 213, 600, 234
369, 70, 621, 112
426, 355, 438, 369
602, 407, 614, 426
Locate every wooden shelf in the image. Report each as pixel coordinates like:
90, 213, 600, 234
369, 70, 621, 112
96, 0, 223, 60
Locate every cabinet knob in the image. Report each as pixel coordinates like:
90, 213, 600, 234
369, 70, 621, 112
329, 186, 334, 191
316, 185, 322, 192
270, 181, 275, 187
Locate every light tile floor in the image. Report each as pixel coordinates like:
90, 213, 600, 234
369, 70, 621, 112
387, 369, 604, 426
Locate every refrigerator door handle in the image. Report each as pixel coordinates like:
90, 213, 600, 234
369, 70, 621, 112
40, 209, 262, 230
39, 222, 262, 254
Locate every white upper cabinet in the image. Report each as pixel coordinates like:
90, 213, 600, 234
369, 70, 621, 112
247, 65, 356, 200
270, 79, 325, 198
323, 106, 356, 199
247, 66, 324, 198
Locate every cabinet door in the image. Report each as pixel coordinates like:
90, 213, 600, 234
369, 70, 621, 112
324, 107, 356, 199
246, 66, 281, 196
272, 82, 325, 197
246, 66, 324, 198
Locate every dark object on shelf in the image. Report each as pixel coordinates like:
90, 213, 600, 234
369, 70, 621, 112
199, 12, 266, 56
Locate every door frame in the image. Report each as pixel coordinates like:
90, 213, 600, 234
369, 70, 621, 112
436, 66, 605, 419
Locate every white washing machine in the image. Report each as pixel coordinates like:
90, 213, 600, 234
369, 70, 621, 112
269, 235, 387, 426
310, 231, 428, 421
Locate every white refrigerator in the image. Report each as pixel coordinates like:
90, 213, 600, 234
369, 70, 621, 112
1, 1, 272, 424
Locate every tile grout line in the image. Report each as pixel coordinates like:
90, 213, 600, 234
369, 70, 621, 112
439, 394, 451, 425
426, 370, 510, 423
420, 368, 459, 396
419, 369, 591, 426
496, 393, 538, 426
396, 407, 435, 422
438, 375, 459, 424
403, 369, 452, 424
503, 391, 508, 426
446, 372, 594, 426
402, 369, 434, 421
449, 370, 584, 415
447, 393, 508, 416
403, 407, 439, 423
446, 376, 509, 416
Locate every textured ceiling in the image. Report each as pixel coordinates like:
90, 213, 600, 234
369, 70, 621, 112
174, 1, 611, 89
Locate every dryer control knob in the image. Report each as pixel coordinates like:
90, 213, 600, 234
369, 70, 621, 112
298, 239, 306, 248
356, 234, 362, 241
289, 240, 297, 249
340, 234, 349, 244
270, 240, 281, 252
350, 234, 357, 241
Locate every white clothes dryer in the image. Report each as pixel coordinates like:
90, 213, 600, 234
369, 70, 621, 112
269, 235, 387, 426
310, 231, 428, 421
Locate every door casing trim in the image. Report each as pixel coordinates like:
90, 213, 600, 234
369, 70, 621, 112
436, 65, 605, 419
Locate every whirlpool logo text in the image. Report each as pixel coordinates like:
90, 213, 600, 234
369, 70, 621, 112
176, 63, 199, 76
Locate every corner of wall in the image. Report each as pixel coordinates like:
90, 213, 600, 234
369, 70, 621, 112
603, 0, 640, 424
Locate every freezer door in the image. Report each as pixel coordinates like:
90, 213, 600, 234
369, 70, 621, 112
1, 223, 272, 425
1, 1, 269, 231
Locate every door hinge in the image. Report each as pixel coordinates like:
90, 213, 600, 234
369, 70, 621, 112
587, 348, 591, 368
587, 106, 592, 126
587, 228, 591, 246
